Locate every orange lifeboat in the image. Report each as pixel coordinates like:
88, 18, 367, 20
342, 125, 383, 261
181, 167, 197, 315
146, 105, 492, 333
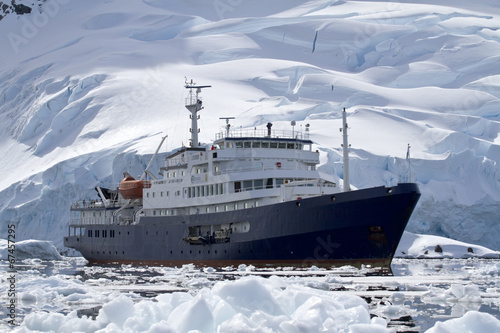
118, 173, 151, 199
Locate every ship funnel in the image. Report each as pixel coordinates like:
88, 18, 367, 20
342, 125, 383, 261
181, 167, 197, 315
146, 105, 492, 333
266, 122, 273, 137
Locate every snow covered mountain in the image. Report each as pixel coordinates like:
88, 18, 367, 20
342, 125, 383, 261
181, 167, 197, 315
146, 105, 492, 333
0, 0, 499, 250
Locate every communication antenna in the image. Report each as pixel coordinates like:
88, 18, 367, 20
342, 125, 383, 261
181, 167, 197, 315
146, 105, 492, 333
291, 120, 296, 138
220, 117, 235, 137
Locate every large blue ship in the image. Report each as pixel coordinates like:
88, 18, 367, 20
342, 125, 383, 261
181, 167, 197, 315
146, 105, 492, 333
64, 81, 420, 268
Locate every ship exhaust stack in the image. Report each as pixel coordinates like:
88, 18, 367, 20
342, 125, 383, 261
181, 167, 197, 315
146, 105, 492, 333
341, 108, 350, 192
266, 122, 273, 137
185, 79, 211, 148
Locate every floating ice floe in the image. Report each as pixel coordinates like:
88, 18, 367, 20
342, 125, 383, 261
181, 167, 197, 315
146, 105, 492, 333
9, 272, 500, 333
0, 239, 61, 260
426, 311, 500, 333
395, 231, 500, 259
10, 275, 392, 332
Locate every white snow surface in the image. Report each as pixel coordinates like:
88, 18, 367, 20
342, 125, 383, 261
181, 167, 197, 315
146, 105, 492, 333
1, 0, 500, 250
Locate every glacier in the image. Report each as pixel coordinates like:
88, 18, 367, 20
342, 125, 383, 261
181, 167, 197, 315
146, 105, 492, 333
0, 0, 499, 250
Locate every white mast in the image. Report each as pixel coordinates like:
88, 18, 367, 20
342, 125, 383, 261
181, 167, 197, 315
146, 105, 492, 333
341, 108, 350, 192
406, 143, 412, 183
185, 79, 211, 147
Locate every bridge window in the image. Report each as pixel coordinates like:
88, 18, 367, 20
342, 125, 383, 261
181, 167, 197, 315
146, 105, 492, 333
243, 180, 252, 190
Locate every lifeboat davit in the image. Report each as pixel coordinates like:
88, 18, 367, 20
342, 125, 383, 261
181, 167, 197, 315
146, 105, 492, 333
118, 173, 151, 199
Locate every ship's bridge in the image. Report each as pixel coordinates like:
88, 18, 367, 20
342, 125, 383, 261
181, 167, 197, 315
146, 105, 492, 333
214, 128, 313, 151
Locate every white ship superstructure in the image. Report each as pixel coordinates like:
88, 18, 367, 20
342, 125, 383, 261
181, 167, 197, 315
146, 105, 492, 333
141, 83, 339, 220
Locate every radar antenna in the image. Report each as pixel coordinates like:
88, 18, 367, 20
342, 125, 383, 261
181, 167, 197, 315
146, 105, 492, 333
220, 117, 235, 137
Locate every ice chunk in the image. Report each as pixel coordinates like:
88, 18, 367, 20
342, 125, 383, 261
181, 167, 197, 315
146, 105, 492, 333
426, 311, 500, 333
0, 239, 61, 260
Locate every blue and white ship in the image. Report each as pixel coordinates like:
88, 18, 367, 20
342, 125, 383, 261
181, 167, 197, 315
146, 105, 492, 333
64, 81, 420, 268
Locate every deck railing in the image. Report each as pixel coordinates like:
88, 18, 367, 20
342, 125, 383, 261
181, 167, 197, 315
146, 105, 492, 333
215, 128, 309, 141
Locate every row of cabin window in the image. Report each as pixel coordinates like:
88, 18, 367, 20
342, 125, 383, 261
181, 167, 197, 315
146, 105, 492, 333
150, 201, 260, 216
81, 211, 106, 217
194, 201, 259, 214
225, 141, 305, 150
146, 190, 181, 198
88, 229, 116, 238
187, 183, 224, 198
235, 178, 285, 192
148, 179, 287, 200
166, 166, 215, 179
166, 170, 186, 178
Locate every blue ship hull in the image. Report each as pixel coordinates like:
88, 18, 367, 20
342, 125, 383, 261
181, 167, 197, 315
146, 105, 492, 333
64, 183, 420, 268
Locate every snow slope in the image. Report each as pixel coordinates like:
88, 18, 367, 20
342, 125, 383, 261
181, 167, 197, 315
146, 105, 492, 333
0, 0, 500, 249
